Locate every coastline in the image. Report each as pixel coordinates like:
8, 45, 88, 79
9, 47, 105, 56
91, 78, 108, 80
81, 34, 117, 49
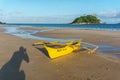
3, 24, 120, 31
0, 26, 120, 80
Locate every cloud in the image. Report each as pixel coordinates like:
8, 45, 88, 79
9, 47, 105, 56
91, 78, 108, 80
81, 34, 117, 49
0, 9, 5, 21
2, 12, 80, 23
0, 9, 81, 23
4, 16, 75, 23
0, 9, 4, 16
97, 11, 120, 18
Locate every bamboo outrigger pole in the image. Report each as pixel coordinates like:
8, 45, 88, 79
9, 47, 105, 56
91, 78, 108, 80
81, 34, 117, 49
81, 42, 99, 54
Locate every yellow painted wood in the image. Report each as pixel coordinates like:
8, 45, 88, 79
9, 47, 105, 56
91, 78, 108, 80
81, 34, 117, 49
33, 40, 99, 59
44, 45, 73, 59
44, 42, 81, 59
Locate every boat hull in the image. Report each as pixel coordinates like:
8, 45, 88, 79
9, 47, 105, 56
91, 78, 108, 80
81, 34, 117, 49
44, 42, 81, 59
44, 45, 74, 59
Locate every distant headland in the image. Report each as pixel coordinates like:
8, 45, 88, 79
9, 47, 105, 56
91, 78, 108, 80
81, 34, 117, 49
71, 15, 100, 24
0, 21, 6, 24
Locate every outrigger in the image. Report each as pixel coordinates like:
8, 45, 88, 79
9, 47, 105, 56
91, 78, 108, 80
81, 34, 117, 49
33, 39, 99, 59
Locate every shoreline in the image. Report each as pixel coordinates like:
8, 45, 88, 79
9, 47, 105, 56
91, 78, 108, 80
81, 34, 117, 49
2, 26, 120, 54
1, 24, 120, 31
2, 25, 120, 42
0, 26, 120, 80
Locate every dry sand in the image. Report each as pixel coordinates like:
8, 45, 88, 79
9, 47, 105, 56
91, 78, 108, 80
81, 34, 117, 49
0, 27, 120, 80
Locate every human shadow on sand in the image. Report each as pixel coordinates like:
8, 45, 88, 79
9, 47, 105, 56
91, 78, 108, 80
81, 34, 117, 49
0, 46, 29, 80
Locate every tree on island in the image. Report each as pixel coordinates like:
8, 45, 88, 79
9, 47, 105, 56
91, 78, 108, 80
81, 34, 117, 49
72, 15, 100, 24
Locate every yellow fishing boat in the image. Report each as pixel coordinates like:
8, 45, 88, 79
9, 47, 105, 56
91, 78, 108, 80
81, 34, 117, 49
44, 45, 73, 59
33, 39, 99, 59
44, 41, 81, 59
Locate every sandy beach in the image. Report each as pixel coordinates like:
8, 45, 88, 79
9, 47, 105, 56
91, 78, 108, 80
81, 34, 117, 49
0, 26, 120, 80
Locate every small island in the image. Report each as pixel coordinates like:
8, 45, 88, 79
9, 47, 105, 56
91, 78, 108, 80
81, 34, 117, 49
72, 15, 100, 24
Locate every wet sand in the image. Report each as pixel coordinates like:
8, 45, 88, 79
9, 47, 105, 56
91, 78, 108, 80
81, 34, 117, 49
36, 28, 120, 47
0, 27, 120, 80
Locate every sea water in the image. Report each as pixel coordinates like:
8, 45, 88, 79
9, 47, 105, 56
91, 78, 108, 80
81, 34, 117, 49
4, 23, 120, 31
3, 27, 61, 41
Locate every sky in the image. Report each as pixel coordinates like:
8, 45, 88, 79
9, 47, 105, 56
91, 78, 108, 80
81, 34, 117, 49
0, 0, 120, 23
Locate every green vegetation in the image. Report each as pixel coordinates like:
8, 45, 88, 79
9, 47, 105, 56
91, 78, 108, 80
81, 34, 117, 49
72, 15, 100, 24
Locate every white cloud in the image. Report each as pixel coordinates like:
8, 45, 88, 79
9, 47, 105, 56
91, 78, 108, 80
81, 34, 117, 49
3, 10, 120, 23
0, 9, 3, 15
2, 11, 80, 23
97, 11, 120, 18
0, 9, 81, 23
4, 16, 75, 23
